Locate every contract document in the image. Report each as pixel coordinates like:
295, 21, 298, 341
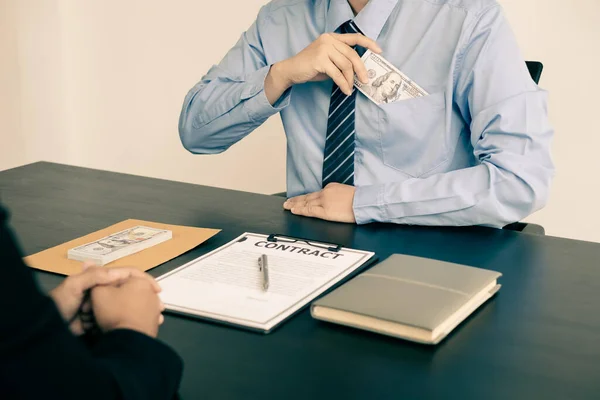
158, 232, 376, 333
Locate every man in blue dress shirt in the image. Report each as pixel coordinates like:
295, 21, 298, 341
178, 0, 554, 227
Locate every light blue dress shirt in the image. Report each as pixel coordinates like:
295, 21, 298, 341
179, 0, 554, 227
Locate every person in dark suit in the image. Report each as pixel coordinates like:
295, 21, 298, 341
0, 203, 183, 399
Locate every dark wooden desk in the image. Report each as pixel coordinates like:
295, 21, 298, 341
2, 162, 599, 399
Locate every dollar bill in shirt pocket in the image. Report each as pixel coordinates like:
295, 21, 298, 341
376, 91, 448, 178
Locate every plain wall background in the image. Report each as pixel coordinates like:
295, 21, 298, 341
1, 0, 599, 242
0, 0, 23, 168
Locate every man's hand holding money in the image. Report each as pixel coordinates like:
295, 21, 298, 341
265, 33, 382, 104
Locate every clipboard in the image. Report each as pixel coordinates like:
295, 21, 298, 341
157, 232, 377, 334
266, 233, 343, 252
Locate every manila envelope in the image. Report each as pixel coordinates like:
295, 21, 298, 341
24, 219, 221, 276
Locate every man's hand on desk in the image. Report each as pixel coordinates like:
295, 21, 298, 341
264, 33, 382, 104
283, 183, 356, 223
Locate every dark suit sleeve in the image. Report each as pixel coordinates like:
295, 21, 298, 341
0, 205, 183, 400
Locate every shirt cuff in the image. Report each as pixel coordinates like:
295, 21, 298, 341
242, 65, 291, 122
353, 184, 388, 224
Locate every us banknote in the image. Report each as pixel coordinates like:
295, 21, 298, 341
354, 50, 428, 105
68, 226, 172, 265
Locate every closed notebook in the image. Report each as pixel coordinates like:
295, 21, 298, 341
311, 254, 501, 345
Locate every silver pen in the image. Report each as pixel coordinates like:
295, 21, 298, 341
258, 254, 270, 291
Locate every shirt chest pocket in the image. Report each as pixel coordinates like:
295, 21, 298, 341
377, 92, 448, 178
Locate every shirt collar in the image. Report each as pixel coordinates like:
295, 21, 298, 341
326, 0, 399, 41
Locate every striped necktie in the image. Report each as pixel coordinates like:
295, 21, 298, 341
322, 20, 365, 188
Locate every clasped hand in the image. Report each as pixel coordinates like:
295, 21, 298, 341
50, 262, 165, 338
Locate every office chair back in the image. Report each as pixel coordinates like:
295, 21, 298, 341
526, 61, 543, 84
501, 60, 546, 234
